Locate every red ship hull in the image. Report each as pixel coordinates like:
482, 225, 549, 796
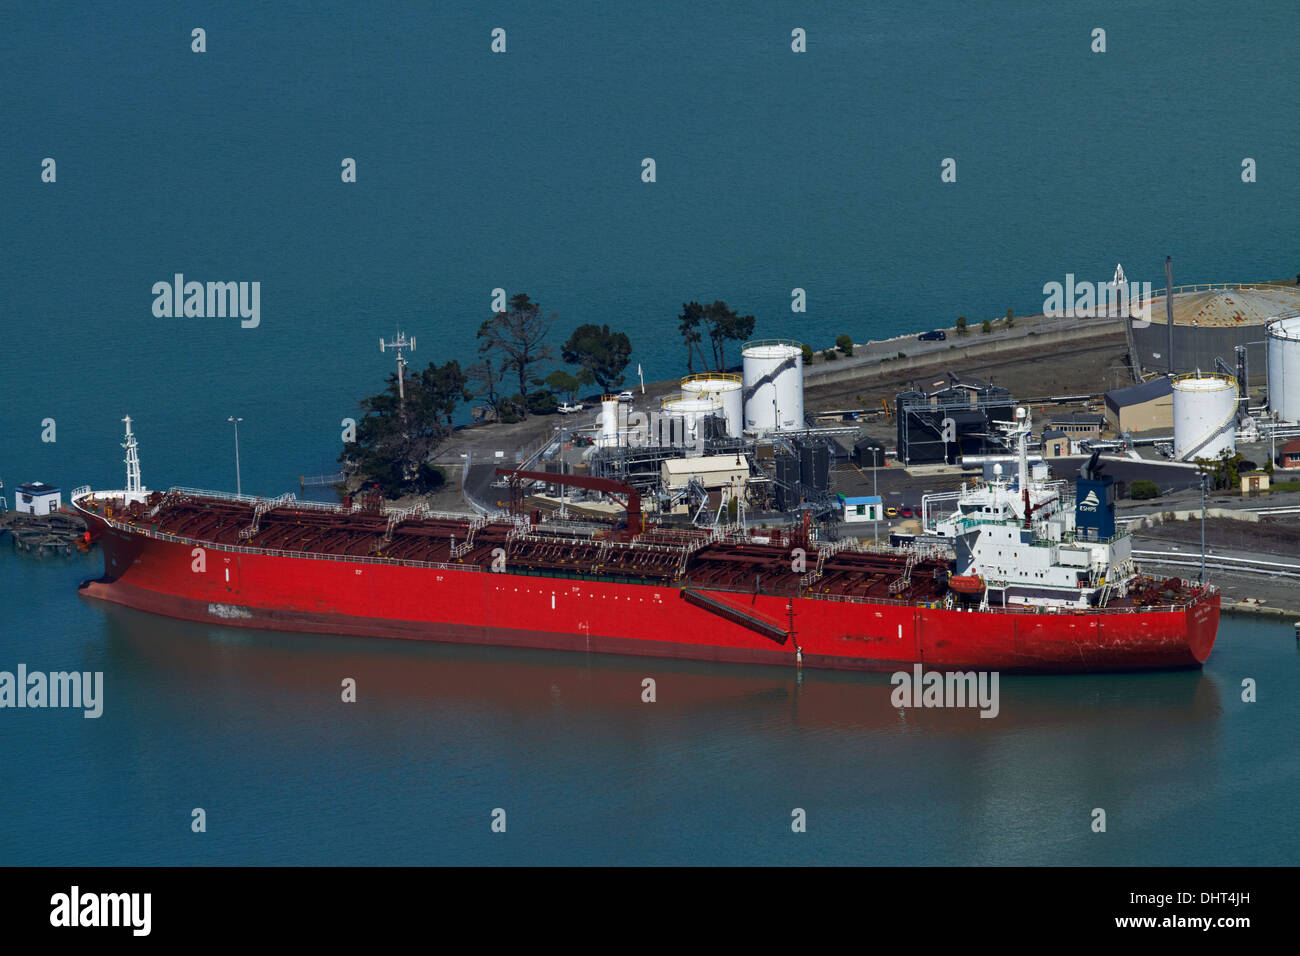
77, 515, 1220, 674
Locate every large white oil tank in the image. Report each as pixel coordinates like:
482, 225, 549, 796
598, 395, 620, 447
660, 393, 722, 445
741, 339, 804, 433
1172, 373, 1238, 461
681, 373, 743, 438
1265, 313, 1300, 423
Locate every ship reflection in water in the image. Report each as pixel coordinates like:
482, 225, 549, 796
97, 603, 1224, 733
90, 603, 1239, 865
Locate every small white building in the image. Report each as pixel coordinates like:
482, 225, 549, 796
661, 455, 749, 493
16, 482, 61, 516
838, 494, 883, 523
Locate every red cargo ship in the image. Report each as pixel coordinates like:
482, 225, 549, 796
70, 417, 1219, 673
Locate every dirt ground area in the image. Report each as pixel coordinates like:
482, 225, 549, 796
1136, 515, 1300, 560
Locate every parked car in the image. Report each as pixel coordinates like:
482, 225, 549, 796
899, 506, 915, 517
557, 402, 584, 414
885, 506, 899, 519
917, 330, 946, 342
616, 391, 634, 403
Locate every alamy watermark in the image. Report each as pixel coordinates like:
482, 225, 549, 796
1042, 272, 1153, 327
152, 273, 260, 328
0, 664, 103, 718
890, 664, 999, 718
50, 886, 150, 936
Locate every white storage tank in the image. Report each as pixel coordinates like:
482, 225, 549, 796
680, 373, 743, 438
1265, 313, 1300, 423
598, 396, 620, 447
1172, 373, 1238, 461
660, 393, 722, 445
741, 339, 804, 434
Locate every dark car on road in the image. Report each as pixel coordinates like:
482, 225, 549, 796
917, 330, 946, 341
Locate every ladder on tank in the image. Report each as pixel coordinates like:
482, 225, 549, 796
1178, 379, 1240, 462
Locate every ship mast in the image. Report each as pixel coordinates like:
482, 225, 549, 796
122, 416, 143, 495
1016, 406, 1030, 493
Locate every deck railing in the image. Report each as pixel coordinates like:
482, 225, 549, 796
92, 515, 483, 574
80, 497, 1213, 615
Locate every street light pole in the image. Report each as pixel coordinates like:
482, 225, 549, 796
873, 456, 878, 546
1200, 470, 1208, 586
228, 416, 243, 496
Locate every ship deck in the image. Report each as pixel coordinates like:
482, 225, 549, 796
78, 489, 952, 602
77, 488, 1210, 610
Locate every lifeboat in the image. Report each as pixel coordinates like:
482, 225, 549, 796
947, 574, 985, 595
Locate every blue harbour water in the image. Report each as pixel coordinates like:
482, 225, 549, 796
2, 2, 1298, 865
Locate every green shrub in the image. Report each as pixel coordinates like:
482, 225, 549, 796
955, 316, 967, 335
981, 319, 992, 334
801, 343, 814, 363
835, 334, 854, 356
1129, 479, 1161, 500
526, 389, 558, 415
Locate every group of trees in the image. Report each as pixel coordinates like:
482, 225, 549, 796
341, 360, 470, 498
1196, 448, 1249, 491
343, 292, 636, 495
468, 293, 633, 423
677, 300, 755, 373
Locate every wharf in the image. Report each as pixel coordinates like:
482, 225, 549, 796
0, 510, 89, 557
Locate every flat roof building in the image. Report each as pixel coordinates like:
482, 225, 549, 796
1041, 428, 1071, 458
1104, 378, 1174, 434
838, 494, 883, 523
15, 482, 61, 516
1048, 413, 1104, 436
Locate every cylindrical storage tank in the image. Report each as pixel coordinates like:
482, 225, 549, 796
598, 396, 619, 447
1172, 374, 1238, 461
1266, 314, 1300, 423
813, 443, 831, 491
854, 437, 886, 468
661, 393, 722, 445
681, 373, 743, 438
798, 442, 830, 492
775, 454, 799, 510
742, 340, 804, 434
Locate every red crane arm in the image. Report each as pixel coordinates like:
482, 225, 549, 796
495, 468, 642, 533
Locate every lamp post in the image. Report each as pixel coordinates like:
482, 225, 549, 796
1200, 470, 1208, 586
873, 455, 878, 546
228, 416, 243, 496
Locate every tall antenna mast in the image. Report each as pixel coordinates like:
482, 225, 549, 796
122, 415, 143, 495
380, 331, 417, 403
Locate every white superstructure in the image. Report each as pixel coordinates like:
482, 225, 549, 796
924, 408, 1136, 610
1265, 312, 1300, 423
741, 339, 803, 434
1172, 373, 1237, 461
